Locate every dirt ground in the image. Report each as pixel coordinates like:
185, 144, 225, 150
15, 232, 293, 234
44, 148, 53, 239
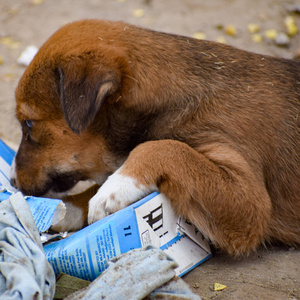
0, 0, 299, 299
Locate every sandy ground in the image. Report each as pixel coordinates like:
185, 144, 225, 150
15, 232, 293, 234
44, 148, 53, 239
0, 0, 299, 299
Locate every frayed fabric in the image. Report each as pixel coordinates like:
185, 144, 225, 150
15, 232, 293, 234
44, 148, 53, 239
0, 193, 55, 300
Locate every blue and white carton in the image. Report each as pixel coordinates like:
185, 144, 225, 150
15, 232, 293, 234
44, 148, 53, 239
44, 192, 211, 280
0, 139, 211, 281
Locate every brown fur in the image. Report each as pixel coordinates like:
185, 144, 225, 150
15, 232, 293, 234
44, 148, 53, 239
12, 20, 300, 256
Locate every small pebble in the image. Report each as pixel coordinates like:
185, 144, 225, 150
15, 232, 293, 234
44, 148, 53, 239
17, 45, 38, 66
286, 4, 300, 14
275, 33, 290, 47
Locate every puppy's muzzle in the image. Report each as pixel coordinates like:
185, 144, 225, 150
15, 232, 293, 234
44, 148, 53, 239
10, 159, 86, 196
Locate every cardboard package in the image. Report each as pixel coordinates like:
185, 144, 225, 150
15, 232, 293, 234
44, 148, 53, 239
0, 139, 211, 281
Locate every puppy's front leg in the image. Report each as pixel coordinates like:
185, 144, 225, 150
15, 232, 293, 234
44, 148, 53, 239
88, 140, 272, 256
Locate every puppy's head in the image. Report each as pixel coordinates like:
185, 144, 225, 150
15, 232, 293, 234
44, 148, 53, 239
11, 20, 130, 196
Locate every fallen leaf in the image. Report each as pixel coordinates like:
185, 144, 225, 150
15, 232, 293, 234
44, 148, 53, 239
216, 36, 227, 44
31, 0, 44, 5
193, 32, 207, 40
0, 37, 20, 49
133, 8, 145, 18
3, 73, 17, 82
215, 24, 223, 30
214, 282, 227, 291
247, 23, 260, 34
225, 25, 237, 36
285, 16, 298, 36
252, 33, 263, 43
264, 29, 278, 40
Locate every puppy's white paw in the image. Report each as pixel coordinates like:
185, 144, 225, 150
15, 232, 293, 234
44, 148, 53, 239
88, 169, 157, 224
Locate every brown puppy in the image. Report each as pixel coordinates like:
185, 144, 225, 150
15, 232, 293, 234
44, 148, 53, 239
11, 20, 299, 256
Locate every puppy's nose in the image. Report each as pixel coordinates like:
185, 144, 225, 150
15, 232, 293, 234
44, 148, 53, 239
10, 177, 17, 188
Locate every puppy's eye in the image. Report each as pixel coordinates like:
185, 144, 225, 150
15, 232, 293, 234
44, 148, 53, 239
22, 120, 35, 142
25, 120, 33, 128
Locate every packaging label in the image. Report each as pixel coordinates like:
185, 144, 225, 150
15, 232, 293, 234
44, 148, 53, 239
45, 221, 121, 281
133, 192, 211, 277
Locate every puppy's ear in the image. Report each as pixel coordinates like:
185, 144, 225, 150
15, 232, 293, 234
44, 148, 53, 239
58, 62, 119, 134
